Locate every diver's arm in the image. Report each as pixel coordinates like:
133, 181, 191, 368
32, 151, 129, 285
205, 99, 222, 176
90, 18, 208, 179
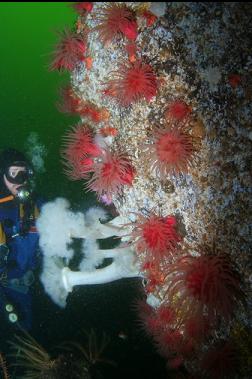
0, 223, 9, 272
0, 223, 18, 324
0, 244, 9, 271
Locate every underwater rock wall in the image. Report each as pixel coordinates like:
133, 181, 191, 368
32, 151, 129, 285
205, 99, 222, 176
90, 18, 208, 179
52, 2, 252, 377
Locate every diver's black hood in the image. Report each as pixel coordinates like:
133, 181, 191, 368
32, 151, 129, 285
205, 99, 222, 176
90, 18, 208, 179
0, 148, 29, 174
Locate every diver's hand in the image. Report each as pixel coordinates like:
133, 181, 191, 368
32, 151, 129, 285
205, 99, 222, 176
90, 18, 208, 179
0, 244, 9, 270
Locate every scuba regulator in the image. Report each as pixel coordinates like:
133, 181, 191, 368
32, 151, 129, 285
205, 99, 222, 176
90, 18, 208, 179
16, 186, 33, 203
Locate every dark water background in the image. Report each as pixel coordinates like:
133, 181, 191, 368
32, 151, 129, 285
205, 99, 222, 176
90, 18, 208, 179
0, 3, 168, 378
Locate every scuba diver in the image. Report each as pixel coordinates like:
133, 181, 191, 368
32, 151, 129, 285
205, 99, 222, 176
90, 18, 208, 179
0, 148, 43, 331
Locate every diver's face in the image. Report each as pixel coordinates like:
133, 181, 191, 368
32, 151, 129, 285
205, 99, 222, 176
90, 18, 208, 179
4, 166, 27, 196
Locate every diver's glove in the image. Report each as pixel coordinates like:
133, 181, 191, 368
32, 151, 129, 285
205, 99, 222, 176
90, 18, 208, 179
0, 244, 9, 270
23, 270, 35, 286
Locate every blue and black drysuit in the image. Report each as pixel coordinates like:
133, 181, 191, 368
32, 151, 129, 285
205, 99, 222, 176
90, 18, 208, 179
0, 195, 42, 330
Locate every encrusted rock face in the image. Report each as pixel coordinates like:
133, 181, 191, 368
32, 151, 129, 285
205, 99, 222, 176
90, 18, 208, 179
61, 2, 252, 376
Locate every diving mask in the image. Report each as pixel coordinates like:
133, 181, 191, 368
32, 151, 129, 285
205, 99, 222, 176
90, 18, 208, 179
5, 162, 34, 185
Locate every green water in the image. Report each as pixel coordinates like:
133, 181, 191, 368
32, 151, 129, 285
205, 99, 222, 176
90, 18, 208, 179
0, 2, 92, 203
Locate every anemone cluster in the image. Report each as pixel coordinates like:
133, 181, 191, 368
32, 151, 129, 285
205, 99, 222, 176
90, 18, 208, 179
49, 2, 251, 378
